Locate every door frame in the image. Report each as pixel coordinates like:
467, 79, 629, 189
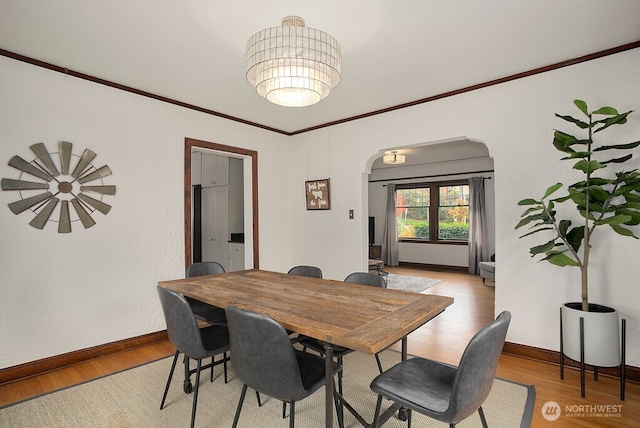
184, 138, 259, 269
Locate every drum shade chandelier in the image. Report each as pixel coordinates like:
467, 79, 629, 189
245, 16, 342, 107
383, 151, 406, 165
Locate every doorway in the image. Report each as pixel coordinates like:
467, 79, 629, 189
184, 138, 259, 270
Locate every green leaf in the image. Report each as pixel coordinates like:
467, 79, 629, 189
518, 227, 554, 238
593, 111, 633, 133
595, 214, 632, 226
515, 214, 544, 229
592, 106, 618, 115
593, 140, 640, 151
574, 100, 589, 116
558, 219, 571, 237
587, 186, 610, 203
611, 224, 639, 238
566, 227, 584, 253
602, 154, 633, 165
520, 206, 544, 217
561, 151, 590, 160
530, 240, 557, 255
543, 183, 563, 199
556, 114, 589, 129
517, 198, 540, 206
573, 160, 605, 174
545, 252, 580, 267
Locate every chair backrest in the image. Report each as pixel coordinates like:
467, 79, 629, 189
344, 272, 386, 288
287, 265, 323, 278
186, 261, 225, 277
447, 311, 511, 423
225, 305, 310, 402
156, 286, 209, 359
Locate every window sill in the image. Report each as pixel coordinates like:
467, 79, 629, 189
398, 239, 468, 246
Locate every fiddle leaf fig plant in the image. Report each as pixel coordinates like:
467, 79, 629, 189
516, 100, 640, 311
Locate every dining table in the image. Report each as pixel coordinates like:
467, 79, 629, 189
158, 269, 453, 428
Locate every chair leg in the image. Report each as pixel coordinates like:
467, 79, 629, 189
160, 350, 180, 409
210, 355, 215, 382
232, 384, 248, 428
256, 391, 262, 406
337, 356, 344, 395
223, 351, 228, 383
282, 401, 286, 418
189, 359, 203, 428
478, 406, 488, 428
289, 401, 295, 428
372, 395, 384, 428
407, 408, 412, 428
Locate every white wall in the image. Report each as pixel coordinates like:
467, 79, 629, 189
289, 50, 640, 366
0, 57, 292, 368
2, 49, 639, 369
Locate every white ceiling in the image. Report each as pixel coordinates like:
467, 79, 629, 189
1, 0, 639, 134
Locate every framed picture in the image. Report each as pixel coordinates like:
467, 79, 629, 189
305, 178, 331, 210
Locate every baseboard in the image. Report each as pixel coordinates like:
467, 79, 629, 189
503, 341, 639, 383
398, 261, 469, 273
0, 330, 168, 385
3, 331, 636, 386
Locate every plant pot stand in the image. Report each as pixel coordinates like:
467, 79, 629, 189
560, 306, 626, 400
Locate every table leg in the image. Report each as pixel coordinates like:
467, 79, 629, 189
324, 343, 334, 428
398, 337, 409, 421
401, 337, 407, 360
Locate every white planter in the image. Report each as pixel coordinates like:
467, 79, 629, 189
561, 302, 621, 367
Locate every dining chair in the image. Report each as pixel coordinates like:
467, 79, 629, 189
287, 265, 323, 278
225, 305, 343, 428
298, 272, 386, 394
157, 286, 230, 428
185, 261, 227, 325
369, 311, 512, 428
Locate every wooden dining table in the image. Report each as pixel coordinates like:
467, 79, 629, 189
158, 269, 453, 428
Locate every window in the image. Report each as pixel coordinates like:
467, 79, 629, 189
396, 182, 469, 242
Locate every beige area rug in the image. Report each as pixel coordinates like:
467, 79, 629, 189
0, 350, 534, 427
385, 274, 442, 293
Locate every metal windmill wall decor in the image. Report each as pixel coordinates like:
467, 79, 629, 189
1, 141, 116, 233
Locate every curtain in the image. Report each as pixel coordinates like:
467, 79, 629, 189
382, 184, 400, 266
468, 177, 487, 274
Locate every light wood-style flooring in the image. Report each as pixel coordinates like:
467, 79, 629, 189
1, 267, 637, 427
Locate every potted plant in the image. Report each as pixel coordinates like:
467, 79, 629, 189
515, 99, 640, 369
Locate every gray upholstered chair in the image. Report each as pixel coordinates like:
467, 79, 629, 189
369, 311, 511, 428
298, 272, 386, 394
287, 265, 323, 278
226, 305, 342, 428
344, 271, 386, 288
479, 254, 496, 286
157, 286, 230, 428
185, 261, 226, 325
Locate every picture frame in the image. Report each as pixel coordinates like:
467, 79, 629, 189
305, 178, 331, 210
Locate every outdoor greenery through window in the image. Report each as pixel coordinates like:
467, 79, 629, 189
396, 182, 470, 242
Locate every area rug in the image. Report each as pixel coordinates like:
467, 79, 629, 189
0, 350, 534, 427
385, 274, 442, 293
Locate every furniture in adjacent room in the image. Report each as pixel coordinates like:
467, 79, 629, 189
226, 305, 342, 428
479, 254, 496, 285
369, 311, 511, 428
156, 286, 230, 428
158, 269, 454, 428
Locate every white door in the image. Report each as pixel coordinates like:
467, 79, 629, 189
202, 186, 229, 271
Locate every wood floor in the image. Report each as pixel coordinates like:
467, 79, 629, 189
1, 267, 637, 427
